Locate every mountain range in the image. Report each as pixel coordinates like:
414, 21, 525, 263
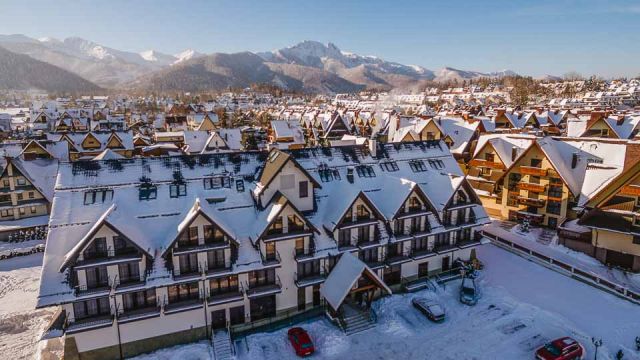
0, 35, 520, 93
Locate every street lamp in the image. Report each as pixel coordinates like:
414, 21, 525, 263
592, 337, 603, 360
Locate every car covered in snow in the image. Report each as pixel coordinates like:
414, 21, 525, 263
287, 327, 315, 357
535, 337, 584, 360
459, 277, 478, 305
412, 297, 445, 322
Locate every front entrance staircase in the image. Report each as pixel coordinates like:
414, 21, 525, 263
212, 328, 235, 360
341, 303, 376, 335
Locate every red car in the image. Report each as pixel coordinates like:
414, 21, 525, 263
536, 337, 584, 360
287, 327, 315, 357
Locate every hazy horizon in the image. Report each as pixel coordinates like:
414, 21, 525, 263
1, 0, 639, 78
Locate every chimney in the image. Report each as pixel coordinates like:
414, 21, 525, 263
511, 146, 518, 161
571, 152, 578, 169
346, 167, 354, 183
368, 139, 377, 158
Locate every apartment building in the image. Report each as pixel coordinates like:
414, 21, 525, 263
37, 141, 488, 359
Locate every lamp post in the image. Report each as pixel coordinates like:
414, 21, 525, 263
592, 337, 603, 360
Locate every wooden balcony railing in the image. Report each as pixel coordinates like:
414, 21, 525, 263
469, 159, 505, 169
517, 182, 546, 193
519, 166, 548, 176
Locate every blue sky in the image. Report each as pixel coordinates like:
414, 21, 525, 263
1, 0, 639, 77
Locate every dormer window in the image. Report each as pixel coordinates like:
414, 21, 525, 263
356, 165, 375, 178
204, 224, 224, 243
428, 159, 445, 170
288, 215, 305, 232
408, 197, 422, 212
84, 189, 113, 205
204, 176, 231, 190
170, 184, 187, 198
139, 184, 157, 200
409, 160, 427, 172
268, 216, 283, 235
381, 161, 399, 172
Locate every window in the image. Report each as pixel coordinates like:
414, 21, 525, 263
268, 216, 283, 235
235, 180, 245, 192
356, 204, 370, 220
484, 153, 495, 162
408, 197, 422, 212
204, 224, 224, 243
280, 174, 295, 190
338, 228, 351, 247
209, 275, 238, 296
299, 181, 308, 198
167, 281, 200, 303
16, 178, 26, 186
30, 206, 36, 214
73, 297, 110, 320
170, 184, 187, 198
28, 192, 34, 199
118, 262, 140, 283
265, 242, 276, 261
178, 253, 199, 274
139, 185, 157, 200
84, 237, 107, 259
412, 237, 429, 251
122, 289, 156, 311
409, 160, 427, 172
546, 200, 562, 215
357, 226, 370, 243
295, 238, 304, 256
356, 165, 375, 178
204, 176, 231, 190
16, 193, 23, 201
394, 219, 404, 234
0, 209, 13, 217
381, 161, 399, 172
288, 214, 305, 232
530, 158, 542, 168
383, 265, 401, 285
248, 268, 275, 287
319, 169, 334, 182
2, 179, 8, 187
84, 189, 113, 205
85, 266, 109, 288
19, 207, 25, 215
428, 159, 445, 170
207, 249, 226, 270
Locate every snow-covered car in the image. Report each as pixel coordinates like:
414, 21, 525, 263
459, 277, 478, 305
412, 297, 445, 322
535, 337, 584, 360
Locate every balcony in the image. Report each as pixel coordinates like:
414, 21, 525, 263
457, 233, 484, 249
410, 246, 435, 260
261, 250, 281, 266
620, 185, 640, 196
293, 242, 315, 261
205, 264, 233, 278
74, 283, 111, 296
208, 284, 244, 306
113, 274, 145, 291
76, 247, 142, 268
433, 242, 458, 254
294, 271, 325, 287
164, 297, 204, 314
245, 276, 282, 298
519, 166, 548, 177
385, 248, 412, 265
517, 196, 546, 208
118, 306, 161, 323
172, 267, 202, 281
173, 239, 229, 255
65, 315, 114, 334
469, 159, 505, 169
517, 182, 546, 193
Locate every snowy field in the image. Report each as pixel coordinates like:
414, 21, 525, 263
132, 245, 640, 360
0, 253, 56, 360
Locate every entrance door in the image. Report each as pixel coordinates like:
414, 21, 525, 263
211, 309, 226, 330
229, 305, 244, 325
547, 217, 558, 229
418, 262, 429, 278
250, 295, 276, 321
312, 285, 321, 306
442, 256, 450, 271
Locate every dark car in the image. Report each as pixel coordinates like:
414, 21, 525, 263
288, 327, 315, 357
535, 337, 584, 360
412, 297, 446, 322
459, 277, 478, 305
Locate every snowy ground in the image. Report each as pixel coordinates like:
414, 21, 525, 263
0, 253, 56, 360
485, 220, 640, 293
132, 245, 640, 360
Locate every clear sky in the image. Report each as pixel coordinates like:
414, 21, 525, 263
1, 0, 639, 78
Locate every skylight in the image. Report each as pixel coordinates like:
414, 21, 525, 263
409, 160, 427, 172
356, 165, 376, 178
381, 161, 399, 172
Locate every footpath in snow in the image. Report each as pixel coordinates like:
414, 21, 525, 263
0, 253, 58, 360
132, 244, 640, 360
483, 220, 640, 294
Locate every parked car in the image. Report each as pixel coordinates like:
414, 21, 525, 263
459, 277, 478, 305
287, 327, 315, 357
412, 297, 445, 322
535, 337, 584, 360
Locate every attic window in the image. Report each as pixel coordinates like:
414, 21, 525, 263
236, 179, 245, 192
381, 161, 399, 172
139, 184, 157, 200
84, 189, 113, 205
170, 184, 187, 198
356, 165, 375, 178
204, 176, 231, 190
428, 159, 445, 170
409, 160, 428, 172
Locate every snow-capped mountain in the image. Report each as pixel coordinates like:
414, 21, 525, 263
0, 34, 201, 87
0, 35, 519, 92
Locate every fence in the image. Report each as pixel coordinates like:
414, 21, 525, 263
0, 242, 45, 260
481, 230, 640, 305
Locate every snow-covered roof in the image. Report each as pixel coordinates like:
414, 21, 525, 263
320, 251, 391, 310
